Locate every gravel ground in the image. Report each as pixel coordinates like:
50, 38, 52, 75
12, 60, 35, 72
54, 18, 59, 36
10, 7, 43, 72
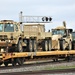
0, 61, 75, 73
45, 73, 75, 75
0, 73, 75, 75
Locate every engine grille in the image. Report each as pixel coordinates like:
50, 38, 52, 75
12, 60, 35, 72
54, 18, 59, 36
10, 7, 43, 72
0, 35, 8, 40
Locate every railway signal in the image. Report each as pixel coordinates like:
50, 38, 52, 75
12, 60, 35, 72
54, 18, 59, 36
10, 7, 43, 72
19, 11, 52, 24
42, 17, 52, 22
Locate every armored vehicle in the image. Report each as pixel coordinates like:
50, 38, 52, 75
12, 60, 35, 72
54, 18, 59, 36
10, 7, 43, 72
0, 20, 25, 53
52, 21, 73, 50
23, 24, 52, 52
0, 20, 52, 53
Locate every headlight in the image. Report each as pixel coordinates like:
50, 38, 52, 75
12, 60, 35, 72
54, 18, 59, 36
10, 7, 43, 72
8, 40, 11, 43
1, 48, 4, 52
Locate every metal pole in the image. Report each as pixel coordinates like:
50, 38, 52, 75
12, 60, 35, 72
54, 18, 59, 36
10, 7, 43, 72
19, 11, 23, 24
19, 11, 23, 31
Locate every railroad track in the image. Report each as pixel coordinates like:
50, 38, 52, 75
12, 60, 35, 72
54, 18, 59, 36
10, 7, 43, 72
0, 59, 62, 69
0, 57, 73, 68
0, 58, 75, 74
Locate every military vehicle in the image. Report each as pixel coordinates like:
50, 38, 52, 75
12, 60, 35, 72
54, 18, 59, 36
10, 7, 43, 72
0, 20, 52, 53
0, 20, 25, 53
23, 24, 52, 52
52, 21, 73, 50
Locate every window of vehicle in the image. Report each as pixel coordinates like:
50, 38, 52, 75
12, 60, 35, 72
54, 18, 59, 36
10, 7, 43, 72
4, 24, 14, 32
0, 24, 3, 32
52, 29, 65, 35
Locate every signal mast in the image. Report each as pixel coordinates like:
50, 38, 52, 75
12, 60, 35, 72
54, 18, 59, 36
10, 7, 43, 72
19, 11, 52, 31
19, 11, 52, 24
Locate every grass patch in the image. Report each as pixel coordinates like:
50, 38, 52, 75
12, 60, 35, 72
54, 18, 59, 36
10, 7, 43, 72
45, 65, 75, 70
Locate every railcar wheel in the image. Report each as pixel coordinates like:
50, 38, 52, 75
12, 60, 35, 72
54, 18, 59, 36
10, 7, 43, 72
12, 59, 17, 66
16, 58, 24, 66
4, 61, 9, 67
0, 62, 3, 66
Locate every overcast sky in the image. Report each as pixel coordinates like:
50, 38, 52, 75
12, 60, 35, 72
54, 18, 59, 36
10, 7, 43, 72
0, 0, 75, 31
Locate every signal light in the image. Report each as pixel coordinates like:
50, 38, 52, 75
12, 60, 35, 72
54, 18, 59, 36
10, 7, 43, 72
42, 17, 52, 22
42, 17, 45, 21
42, 17, 48, 21
49, 17, 52, 21
45, 17, 48, 21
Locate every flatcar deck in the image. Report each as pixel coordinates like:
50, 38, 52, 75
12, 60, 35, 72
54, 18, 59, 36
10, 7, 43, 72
0, 50, 75, 62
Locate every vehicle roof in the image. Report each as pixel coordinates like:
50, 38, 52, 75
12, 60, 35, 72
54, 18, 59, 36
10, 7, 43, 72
24, 24, 44, 26
53, 26, 66, 30
0, 20, 18, 24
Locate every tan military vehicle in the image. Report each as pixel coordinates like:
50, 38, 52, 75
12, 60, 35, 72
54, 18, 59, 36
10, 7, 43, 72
0, 20, 24, 53
52, 21, 73, 50
0, 20, 52, 53
23, 24, 52, 52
